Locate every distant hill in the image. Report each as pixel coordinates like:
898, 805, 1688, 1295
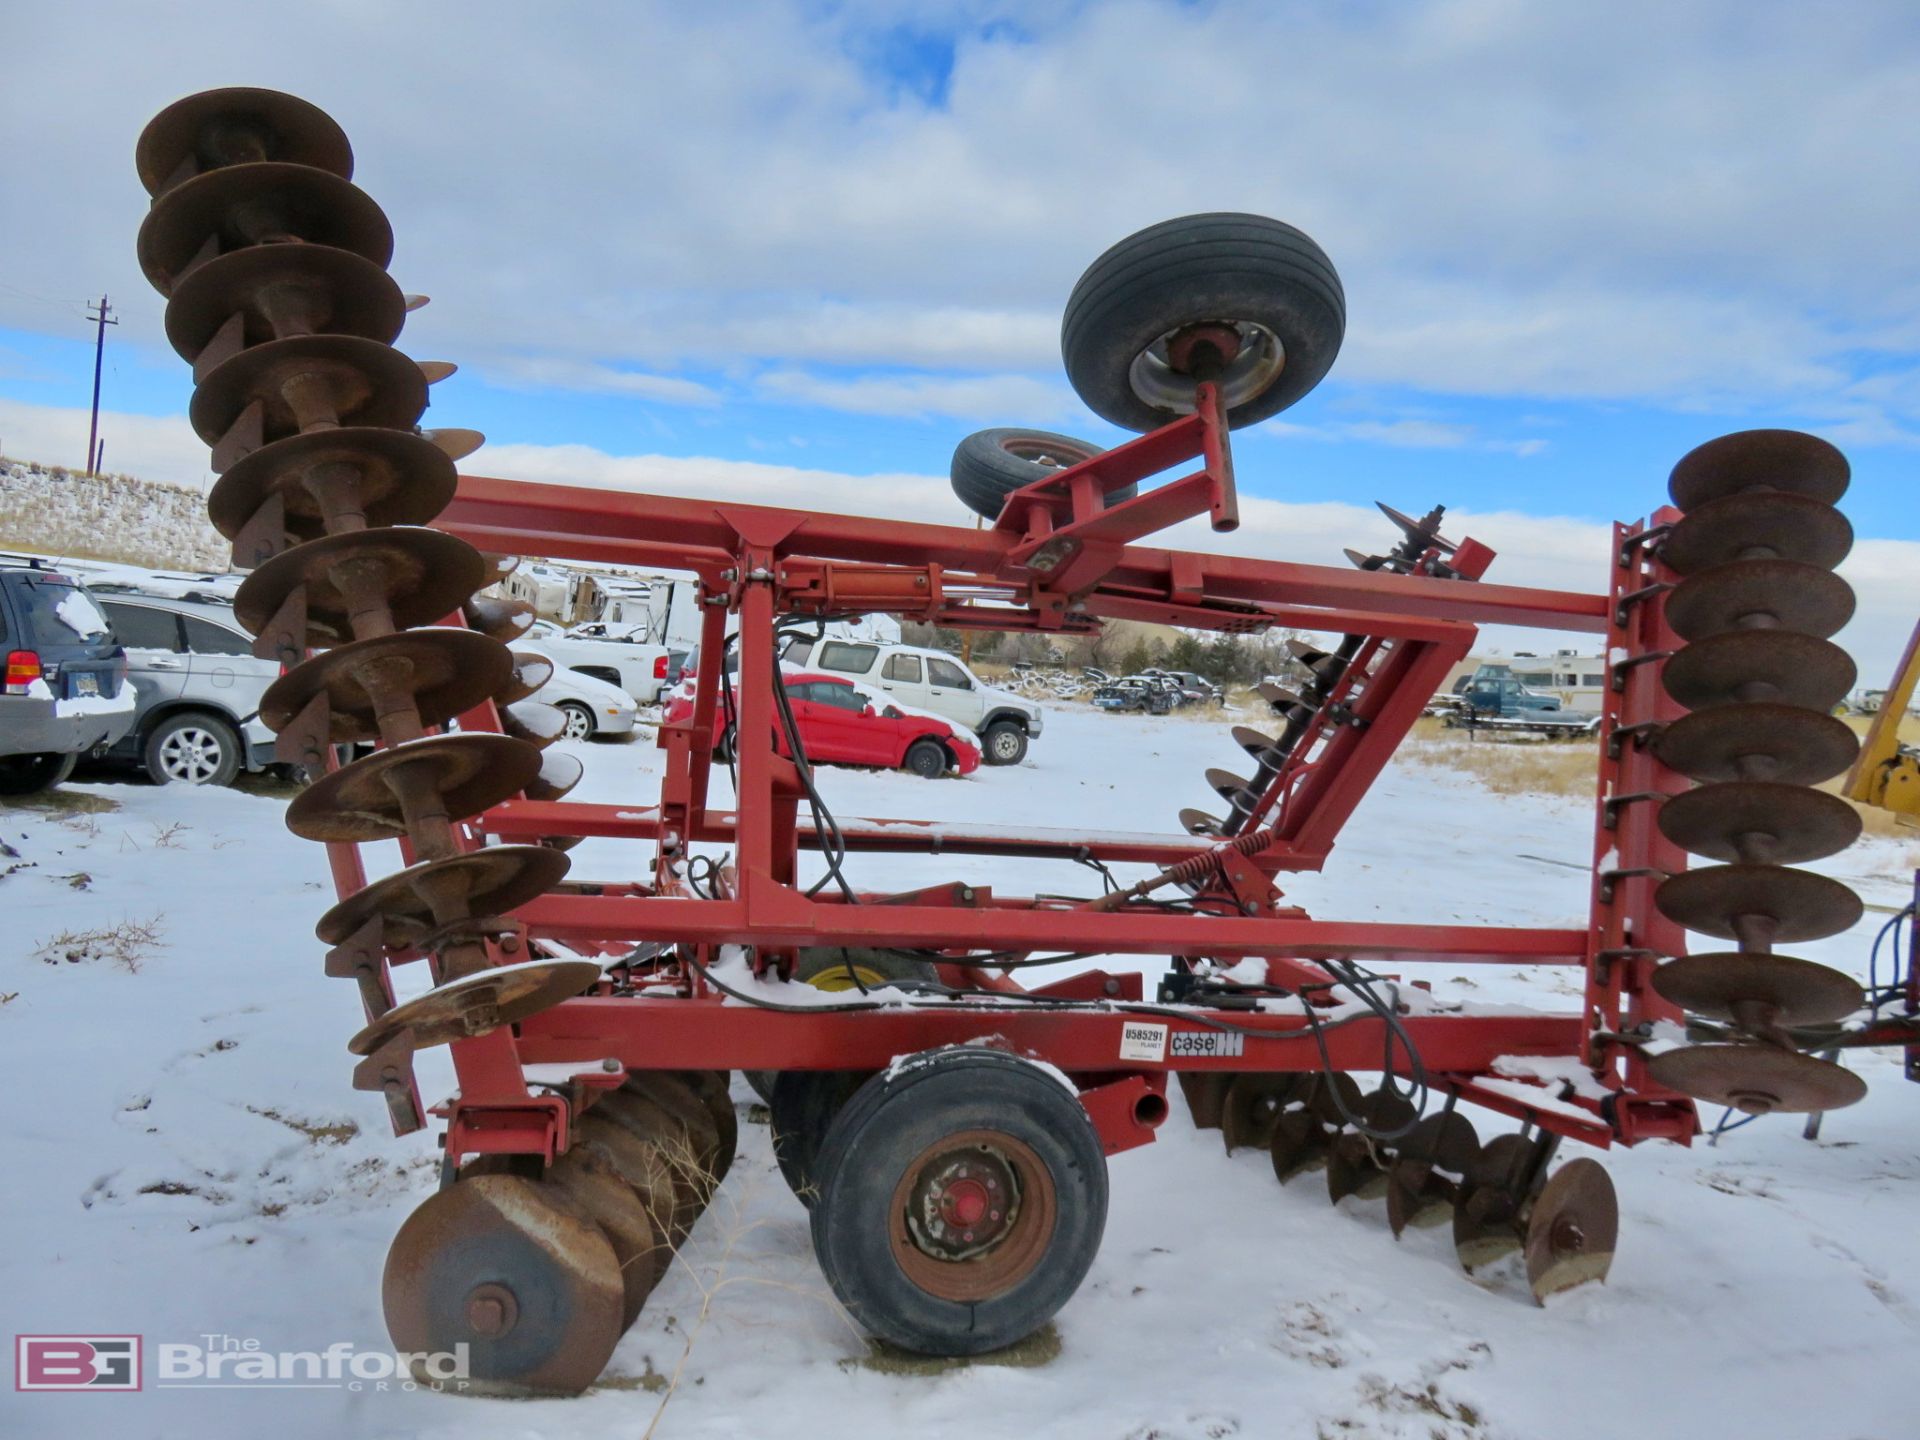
0, 457, 229, 572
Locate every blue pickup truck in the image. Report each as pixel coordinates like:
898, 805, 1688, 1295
1444, 663, 1602, 737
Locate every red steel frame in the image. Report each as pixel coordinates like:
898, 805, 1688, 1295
327, 386, 1700, 1163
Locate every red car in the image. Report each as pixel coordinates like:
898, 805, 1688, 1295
664, 670, 980, 778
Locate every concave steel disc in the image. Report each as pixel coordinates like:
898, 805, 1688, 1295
1271, 1071, 1362, 1183
1650, 952, 1865, 1027
595, 1093, 709, 1237
137, 162, 393, 297
1661, 631, 1855, 713
1664, 560, 1855, 643
1179, 807, 1225, 837
1206, 766, 1258, 809
1231, 725, 1287, 767
1220, 1073, 1300, 1152
623, 1074, 725, 1195
671, 1071, 741, 1183
1668, 429, 1849, 511
1647, 1043, 1867, 1116
1660, 492, 1854, 576
1452, 1132, 1538, 1273
525, 751, 586, 803
1657, 782, 1863, 864
573, 1113, 687, 1246
315, 844, 570, 945
164, 242, 405, 361
464, 595, 537, 642
137, 87, 353, 196
1385, 1111, 1480, 1238
426, 427, 488, 461
349, 956, 601, 1055
1655, 863, 1863, 944
235, 527, 487, 646
286, 732, 540, 842
498, 652, 557, 706
382, 1174, 622, 1397
1326, 1087, 1417, 1205
260, 626, 511, 741
501, 701, 567, 749
1654, 704, 1859, 785
1524, 1159, 1618, 1303
189, 333, 427, 444
208, 426, 457, 539
547, 1146, 665, 1329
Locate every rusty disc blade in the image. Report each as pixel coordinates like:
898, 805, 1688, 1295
315, 844, 569, 945
288, 732, 541, 842
261, 626, 512, 741
623, 1074, 726, 1196
498, 652, 557, 706
502, 701, 568, 749
573, 1112, 686, 1248
1655, 863, 1862, 944
1650, 952, 1865, 1027
547, 1147, 665, 1329
189, 333, 427, 444
1231, 725, 1286, 767
1178, 807, 1225, 837
381, 1173, 622, 1397
1648, 1043, 1867, 1116
208, 426, 457, 540
1654, 704, 1859, 785
1664, 560, 1855, 642
427, 427, 487, 461
1206, 766, 1258, 808
1660, 492, 1853, 576
1220, 1073, 1301, 1152
465, 594, 537, 642
526, 751, 586, 803
417, 359, 458, 384
593, 1093, 708, 1238
235, 526, 488, 646
1668, 429, 1849, 511
137, 87, 353, 195
164, 242, 405, 362
671, 1071, 740, 1184
1658, 782, 1863, 864
1384, 1111, 1480, 1238
1524, 1159, 1618, 1303
137, 162, 393, 297
1661, 631, 1856, 713
349, 956, 601, 1055
1258, 681, 1311, 712
1453, 1133, 1534, 1272
1326, 1087, 1417, 1204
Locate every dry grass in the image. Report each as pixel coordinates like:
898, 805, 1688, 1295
32, 915, 166, 973
1401, 719, 1599, 798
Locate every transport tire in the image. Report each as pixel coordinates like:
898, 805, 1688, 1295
904, 739, 948, 779
949, 427, 1133, 521
771, 1069, 872, 1206
558, 701, 596, 741
144, 712, 242, 786
982, 721, 1028, 766
809, 1048, 1108, 1355
0, 751, 77, 795
1062, 212, 1345, 432
747, 948, 938, 1110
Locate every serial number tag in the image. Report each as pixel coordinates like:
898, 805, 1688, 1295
74, 673, 99, 697
1169, 1030, 1245, 1060
1117, 1021, 1168, 1062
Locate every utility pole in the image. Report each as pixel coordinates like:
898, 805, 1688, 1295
84, 294, 117, 476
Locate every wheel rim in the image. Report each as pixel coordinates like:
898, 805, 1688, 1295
999, 436, 1092, 470
990, 728, 1021, 760
562, 707, 592, 741
1128, 320, 1285, 414
888, 1129, 1056, 1302
158, 725, 225, 782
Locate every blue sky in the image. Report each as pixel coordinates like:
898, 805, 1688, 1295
2, 1, 1917, 667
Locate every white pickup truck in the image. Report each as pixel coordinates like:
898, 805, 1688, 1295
524, 620, 686, 704
778, 636, 1045, 765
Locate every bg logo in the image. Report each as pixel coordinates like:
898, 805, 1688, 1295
15, 1336, 142, 1391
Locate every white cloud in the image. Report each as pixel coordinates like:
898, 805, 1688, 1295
1261, 415, 1549, 456
0, 397, 210, 489
485, 356, 721, 407
754, 368, 1074, 421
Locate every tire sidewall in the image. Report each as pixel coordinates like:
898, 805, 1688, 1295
559, 702, 596, 741
0, 751, 76, 795
982, 722, 1027, 766
904, 740, 945, 778
810, 1051, 1108, 1355
144, 713, 241, 786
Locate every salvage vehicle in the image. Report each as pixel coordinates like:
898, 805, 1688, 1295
0, 560, 134, 794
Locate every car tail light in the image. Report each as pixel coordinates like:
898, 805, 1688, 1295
653, 654, 670, 680
5, 649, 43, 696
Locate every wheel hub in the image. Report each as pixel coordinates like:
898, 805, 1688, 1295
162, 727, 221, 781
907, 1145, 1019, 1261
1129, 319, 1285, 414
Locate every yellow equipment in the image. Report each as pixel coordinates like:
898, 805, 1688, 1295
1845, 619, 1920, 822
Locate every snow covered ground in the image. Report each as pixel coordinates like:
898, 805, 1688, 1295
3, 708, 1916, 1440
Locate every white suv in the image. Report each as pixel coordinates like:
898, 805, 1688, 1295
779, 637, 1044, 765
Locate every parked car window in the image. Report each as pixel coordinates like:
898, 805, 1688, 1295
182, 615, 253, 657
22, 579, 111, 647
817, 642, 877, 675
811, 680, 868, 712
101, 600, 184, 651
572, 665, 622, 687
883, 653, 922, 683
926, 657, 971, 690
781, 638, 813, 666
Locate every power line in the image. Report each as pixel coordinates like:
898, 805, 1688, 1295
84, 294, 117, 475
